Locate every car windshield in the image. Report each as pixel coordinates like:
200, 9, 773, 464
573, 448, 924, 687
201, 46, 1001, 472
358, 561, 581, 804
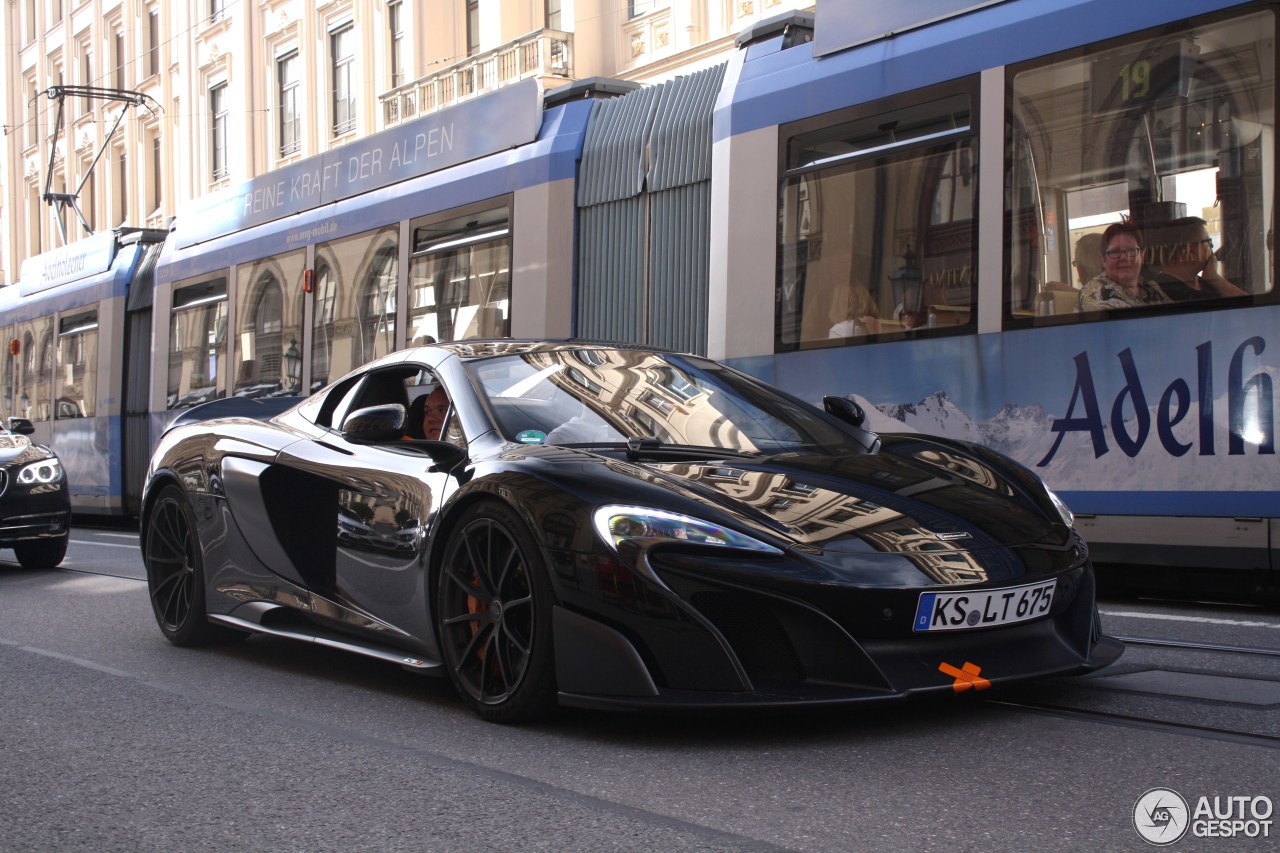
466, 349, 859, 455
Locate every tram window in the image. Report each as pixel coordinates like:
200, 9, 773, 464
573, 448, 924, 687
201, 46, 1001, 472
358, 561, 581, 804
311, 226, 398, 392
56, 310, 98, 419
167, 276, 228, 409
1008, 10, 1274, 321
776, 88, 977, 352
235, 250, 305, 398
12, 319, 53, 421
408, 203, 511, 346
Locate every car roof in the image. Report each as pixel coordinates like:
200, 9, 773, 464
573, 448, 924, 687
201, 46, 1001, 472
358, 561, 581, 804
408, 339, 677, 362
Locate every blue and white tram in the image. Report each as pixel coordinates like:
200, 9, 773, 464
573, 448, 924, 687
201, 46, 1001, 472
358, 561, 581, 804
151, 77, 588, 433
0, 228, 167, 516
0, 78, 616, 519
711, 0, 1280, 592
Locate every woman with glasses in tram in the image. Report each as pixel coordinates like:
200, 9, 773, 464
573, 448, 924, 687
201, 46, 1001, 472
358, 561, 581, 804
1077, 220, 1173, 312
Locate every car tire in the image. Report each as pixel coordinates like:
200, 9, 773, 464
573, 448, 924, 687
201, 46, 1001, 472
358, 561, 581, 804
13, 534, 68, 569
436, 501, 557, 723
143, 483, 244, 646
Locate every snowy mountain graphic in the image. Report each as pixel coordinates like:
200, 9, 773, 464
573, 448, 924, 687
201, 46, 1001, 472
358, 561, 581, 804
852, 390, 1275, 492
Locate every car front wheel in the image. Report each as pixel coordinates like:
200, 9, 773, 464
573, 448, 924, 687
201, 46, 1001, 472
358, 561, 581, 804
13, 534, 68, 569
143, 484, 242, 646
436, 501, 556, 723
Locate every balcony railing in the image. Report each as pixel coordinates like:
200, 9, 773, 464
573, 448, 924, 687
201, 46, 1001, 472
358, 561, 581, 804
381, 30, 573, 125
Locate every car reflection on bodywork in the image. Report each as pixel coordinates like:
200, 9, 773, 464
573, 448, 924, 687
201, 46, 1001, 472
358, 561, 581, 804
139, 341, 1121, 723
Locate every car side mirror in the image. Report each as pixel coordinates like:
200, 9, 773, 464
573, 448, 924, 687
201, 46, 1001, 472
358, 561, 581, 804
822, 395, 880, 454
7, 417, 35, 435
418, 440, 468, 472
342, 404, 406, 444
823, 396, 865, 427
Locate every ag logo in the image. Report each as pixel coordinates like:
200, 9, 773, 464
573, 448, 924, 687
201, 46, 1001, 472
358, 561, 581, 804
1134, 788, 1190, 845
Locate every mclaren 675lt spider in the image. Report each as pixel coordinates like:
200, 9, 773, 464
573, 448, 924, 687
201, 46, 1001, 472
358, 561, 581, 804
140, 341, 1121, 722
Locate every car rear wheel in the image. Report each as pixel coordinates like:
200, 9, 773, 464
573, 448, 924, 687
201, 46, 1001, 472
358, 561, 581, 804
436, 501, 556, 723
144, 484, 242, 646
13, 534, 68, 569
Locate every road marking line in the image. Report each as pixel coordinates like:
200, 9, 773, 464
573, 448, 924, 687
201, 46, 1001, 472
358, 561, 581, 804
1101, 609, 1280, 629
68, 540, 137, 549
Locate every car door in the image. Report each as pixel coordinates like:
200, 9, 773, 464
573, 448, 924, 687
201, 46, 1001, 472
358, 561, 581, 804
273, 363, 462, 645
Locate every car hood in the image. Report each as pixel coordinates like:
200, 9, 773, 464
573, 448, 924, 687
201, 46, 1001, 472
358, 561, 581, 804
0, 433, 53, 468
622, 434, 1066, 560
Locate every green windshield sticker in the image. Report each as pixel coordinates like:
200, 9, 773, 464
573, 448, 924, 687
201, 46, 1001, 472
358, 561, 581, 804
516, 430, 546, 445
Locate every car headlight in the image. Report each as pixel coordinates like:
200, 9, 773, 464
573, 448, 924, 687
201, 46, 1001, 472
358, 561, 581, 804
593, 505, 781, 555
17, 457, 63, 485
1045, 486, 1073, 528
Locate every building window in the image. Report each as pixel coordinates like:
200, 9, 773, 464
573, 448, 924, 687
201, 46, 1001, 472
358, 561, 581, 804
209, 0, 225, 23
278, 52, 300, 156
628, 0, 669, 18
80, 49, 92, 115
389, 0, 406, 88
210, 83, 229, 180
467, 0, 480, 56
147, 9, 161, 77
25, 77, 39, 149
27, 185, 42, 257
149, 132, 162, 213
24, 0, 37, 44
546, 0, 561, 30
115, 150, 127, 225
331, 25, 356, 136
113, 30, 126, 90
50, 0, 62, 26
82, 164, 96, 232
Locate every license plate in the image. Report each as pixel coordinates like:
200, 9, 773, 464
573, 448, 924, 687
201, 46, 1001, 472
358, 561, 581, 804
913, 579, 1056, 632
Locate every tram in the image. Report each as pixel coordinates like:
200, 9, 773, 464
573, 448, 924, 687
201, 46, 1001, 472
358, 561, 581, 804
0, 0, 1276, 593
0, 227, 166, 515
710, 0, 1279, 592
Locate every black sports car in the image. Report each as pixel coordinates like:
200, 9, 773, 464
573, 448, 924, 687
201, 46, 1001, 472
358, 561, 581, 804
140, 341, 1121, 722
0, 416, 70, 569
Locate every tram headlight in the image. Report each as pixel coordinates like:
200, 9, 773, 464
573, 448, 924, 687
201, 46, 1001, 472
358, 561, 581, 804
17, 457, 64, 485
1045, 486, 1073, 529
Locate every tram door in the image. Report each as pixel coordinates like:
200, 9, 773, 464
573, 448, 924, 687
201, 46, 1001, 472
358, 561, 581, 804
123, 238, 165, 517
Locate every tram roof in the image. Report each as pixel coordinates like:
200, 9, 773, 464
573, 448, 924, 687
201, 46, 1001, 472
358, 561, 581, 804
716, 0, 1253, 142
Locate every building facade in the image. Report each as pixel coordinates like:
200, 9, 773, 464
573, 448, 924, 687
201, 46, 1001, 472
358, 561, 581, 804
0, 0, 811, 286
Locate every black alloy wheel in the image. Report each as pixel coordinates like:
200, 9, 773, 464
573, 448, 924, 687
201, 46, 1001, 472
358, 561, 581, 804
143, 484, 241, 645
437, 501, 556, 723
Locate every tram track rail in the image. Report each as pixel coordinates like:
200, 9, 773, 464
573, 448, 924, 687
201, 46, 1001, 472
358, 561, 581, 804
985, 696, 1280, 750
1114, 634, 1280, 658
987, 629, 1280, 749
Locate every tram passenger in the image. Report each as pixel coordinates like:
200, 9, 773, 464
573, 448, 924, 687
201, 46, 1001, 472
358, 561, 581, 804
828, 285, 882, 338
1072, 233, 1104, 288
405, 386, 450, 440
1043, 233, 1102, 293
1148, 216, 1247, 302
1077, 221, 1172, 311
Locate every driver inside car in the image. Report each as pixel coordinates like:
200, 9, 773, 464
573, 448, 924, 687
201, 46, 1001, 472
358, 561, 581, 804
405, 387, 450, 440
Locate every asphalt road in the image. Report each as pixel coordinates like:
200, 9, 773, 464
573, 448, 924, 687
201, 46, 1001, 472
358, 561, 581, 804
1, 526, 1277, 852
